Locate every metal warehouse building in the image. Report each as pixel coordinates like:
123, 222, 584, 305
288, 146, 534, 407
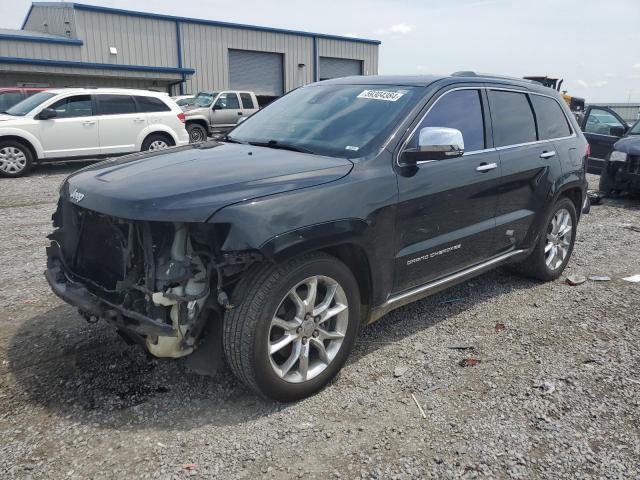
0, 2, 380, 99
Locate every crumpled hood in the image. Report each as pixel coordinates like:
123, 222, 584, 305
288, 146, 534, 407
614, 135, 640, 156
62, 142, 353, 222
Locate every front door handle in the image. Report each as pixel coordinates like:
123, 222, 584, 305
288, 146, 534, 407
237, 112, 243, 116
476, 162, 498, 172
540, 150, 556, 159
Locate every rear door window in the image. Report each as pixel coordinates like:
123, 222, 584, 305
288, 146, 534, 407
239, 93, 255, 109
488, 90, 537, 147
97, 95, 137, 115
410, 89, 485, 152
48, 95, 93, 118
135, 96, 171, 112
531, 95, 571, 139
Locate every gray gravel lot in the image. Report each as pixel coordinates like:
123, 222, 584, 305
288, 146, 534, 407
1, 166, 639, 479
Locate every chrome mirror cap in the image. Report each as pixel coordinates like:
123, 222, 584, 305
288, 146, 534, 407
418, 127, 465, 157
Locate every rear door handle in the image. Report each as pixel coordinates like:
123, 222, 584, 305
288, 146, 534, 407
540, 150, 556, 159
82, 120, 96, 125
476, 162, 498, 172
133, 117, 145, 123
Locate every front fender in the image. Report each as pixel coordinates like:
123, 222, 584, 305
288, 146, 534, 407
0, 128, 44, 158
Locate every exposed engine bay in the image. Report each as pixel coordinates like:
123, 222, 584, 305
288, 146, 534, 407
45, 200, 261, 360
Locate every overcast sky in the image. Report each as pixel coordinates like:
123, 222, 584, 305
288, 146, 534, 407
2, 0, 639, 102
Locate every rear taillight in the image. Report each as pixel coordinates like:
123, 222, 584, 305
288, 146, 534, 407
177, 112, 185, 123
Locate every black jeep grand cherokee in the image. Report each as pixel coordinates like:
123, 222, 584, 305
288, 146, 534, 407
46, 73, 589, 401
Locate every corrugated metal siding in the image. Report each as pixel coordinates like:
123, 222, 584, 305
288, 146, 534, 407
1, 71, 169, 90
317, 38, 378, 76
180, 22, 314, 94
73, 9, 177, 67
23, 5, 77, 38
0, 62, 179, 81
0, 40, 81, 61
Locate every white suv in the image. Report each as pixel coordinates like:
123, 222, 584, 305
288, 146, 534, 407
0, 88, 189, 177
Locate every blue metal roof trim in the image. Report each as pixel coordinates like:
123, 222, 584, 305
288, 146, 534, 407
30, 2, 382, 45
0, 56, 195, 75
0, 33, 83, 45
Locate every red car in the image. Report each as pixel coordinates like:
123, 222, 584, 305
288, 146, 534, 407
0, 87, 49, 112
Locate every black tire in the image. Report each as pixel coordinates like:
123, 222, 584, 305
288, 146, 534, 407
0, 139, 33, 178
223, 252, 361, 402
599, 164, 616, 196
141, 133, 174, 152
514, 197, 577, 281
187, 123, 207, 143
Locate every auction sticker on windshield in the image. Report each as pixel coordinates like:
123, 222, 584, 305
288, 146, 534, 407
357, 90, 407, 101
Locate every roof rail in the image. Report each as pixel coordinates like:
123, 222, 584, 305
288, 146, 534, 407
451, 71, 536, 84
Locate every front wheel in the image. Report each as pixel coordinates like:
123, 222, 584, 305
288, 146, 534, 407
223, 253, 360, 401
0, 140, 33, 178
515, 197, 577, 281
187, 124, 207, 143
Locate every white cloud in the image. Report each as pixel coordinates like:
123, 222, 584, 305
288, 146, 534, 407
594, 80, 608, 88
634, 63, 640, 70
341, 33, 358, 38
577, 80, 588, 88
604, 73, 617, 78
390, 23, 415, 34
416, 65, 428, 72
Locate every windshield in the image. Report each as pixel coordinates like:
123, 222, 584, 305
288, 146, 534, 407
176, 97, 194, 107
629, 120, 640, 135
228, 84, 422, 158
5, 91, 56, 116
193, 92, 218, 108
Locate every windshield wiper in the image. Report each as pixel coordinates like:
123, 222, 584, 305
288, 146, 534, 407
248, 140, 314, 154
223, 135, 248, 144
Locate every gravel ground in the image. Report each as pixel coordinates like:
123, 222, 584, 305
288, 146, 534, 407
1, 166, 639, 479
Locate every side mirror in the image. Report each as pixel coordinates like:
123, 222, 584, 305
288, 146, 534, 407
609, 125, 625, 137
38, 108, 57, 120
402, 127, 465, 165
212, 104, 221, 111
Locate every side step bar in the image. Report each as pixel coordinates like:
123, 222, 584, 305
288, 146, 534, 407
368, 249, 526, 324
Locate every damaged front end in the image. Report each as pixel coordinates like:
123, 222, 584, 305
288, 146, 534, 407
45, 199, 261, 359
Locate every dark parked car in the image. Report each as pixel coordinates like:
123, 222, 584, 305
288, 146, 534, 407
580, 105, 632, 174
46, 73, 589, 401
598, 119, 640, 195
0, 87, 48, 112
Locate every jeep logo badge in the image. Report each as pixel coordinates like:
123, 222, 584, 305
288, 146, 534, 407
69, 188, 85, 203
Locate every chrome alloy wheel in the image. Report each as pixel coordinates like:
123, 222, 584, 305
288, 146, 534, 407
0, 146, 27, 174
268, 275, 349, 383
545, 208, 573, 270
148, 140, 170, 151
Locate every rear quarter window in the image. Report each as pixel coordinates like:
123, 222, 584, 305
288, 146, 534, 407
135, 96, 171, 113
531, 95, 571, 140
239, 93, 255, 109
488, 90, 537, 147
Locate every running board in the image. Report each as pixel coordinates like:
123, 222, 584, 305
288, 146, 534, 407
367, 249, 526, 324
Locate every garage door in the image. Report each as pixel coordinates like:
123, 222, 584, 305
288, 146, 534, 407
319, 57, 362, 80
229, 49, 284, 96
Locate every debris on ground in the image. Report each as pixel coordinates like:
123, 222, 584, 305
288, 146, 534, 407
566, 274, 587, 286
622, 274, 640, 283
495, 323, 506, 332
589, 276, 611, 282
411, 393, 427, 419
459, 358, 481, 367
447, 345, 474, 351
588, 191, 604, 205
394, 366, 409, 377
624, 225, 640, 233
538, 382, 556, 395
182, 464, 197, 471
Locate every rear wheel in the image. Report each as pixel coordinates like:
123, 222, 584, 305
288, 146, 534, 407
0, 140, 33, 178
187, 124, 207, 143
141, 133, 174, 152
223, 253, 360, 401
514, 197, 577, 281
